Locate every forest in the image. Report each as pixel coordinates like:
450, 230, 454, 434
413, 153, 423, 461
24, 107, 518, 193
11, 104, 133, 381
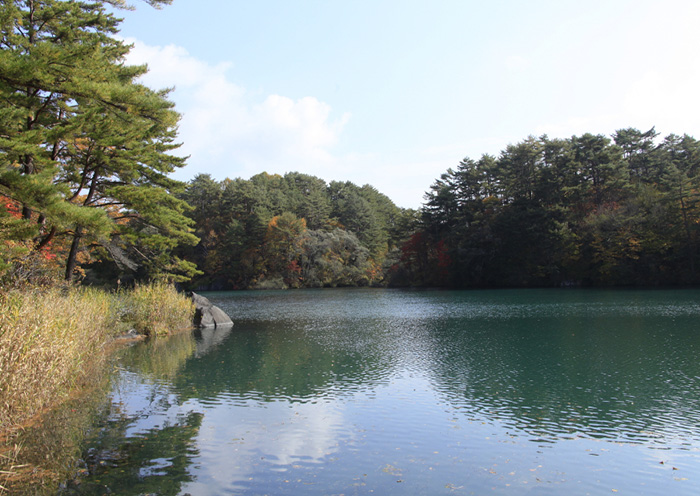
176, 172, 417, 289
411, 129, 700, 287
1, 2, 699, 290
176, 128, 700, 290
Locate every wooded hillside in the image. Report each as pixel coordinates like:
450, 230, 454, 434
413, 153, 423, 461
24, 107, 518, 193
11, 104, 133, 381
1, 2, 696, 289
178, 172, 417, 289
396, 128, 700, 287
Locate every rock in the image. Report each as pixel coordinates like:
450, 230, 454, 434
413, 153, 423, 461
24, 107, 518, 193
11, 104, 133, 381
191, 292, 233, 328
193, 325, 233, 357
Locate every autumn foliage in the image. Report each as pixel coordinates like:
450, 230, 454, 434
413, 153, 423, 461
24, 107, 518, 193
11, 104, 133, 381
178, 172, 415, 289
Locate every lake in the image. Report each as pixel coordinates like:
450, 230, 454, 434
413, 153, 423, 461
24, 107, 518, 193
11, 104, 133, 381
62, 288, 700, 495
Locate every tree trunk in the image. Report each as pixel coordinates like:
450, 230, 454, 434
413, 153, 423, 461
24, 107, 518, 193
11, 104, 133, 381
65, 227, 83, 281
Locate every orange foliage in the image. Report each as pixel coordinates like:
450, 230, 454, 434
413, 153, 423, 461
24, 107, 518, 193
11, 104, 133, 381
2, 195, 22, 219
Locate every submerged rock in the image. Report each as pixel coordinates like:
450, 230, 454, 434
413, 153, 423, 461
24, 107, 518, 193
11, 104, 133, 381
191, 292, 233, 328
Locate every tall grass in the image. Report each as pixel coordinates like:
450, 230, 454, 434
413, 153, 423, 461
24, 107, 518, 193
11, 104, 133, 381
119, 281, 195, 337
0, 287, 114, 430
0, 282, 194, 430
0, 282, 195, 494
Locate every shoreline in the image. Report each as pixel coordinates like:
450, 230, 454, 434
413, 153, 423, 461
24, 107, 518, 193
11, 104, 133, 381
0, 282, 196, 495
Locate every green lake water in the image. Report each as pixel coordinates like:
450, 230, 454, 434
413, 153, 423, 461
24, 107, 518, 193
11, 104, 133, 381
62, 288, 700, 495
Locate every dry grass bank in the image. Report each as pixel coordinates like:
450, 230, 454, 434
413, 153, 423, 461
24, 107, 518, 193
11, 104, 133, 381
0, 282, 195, 494
121, 281, 196, 337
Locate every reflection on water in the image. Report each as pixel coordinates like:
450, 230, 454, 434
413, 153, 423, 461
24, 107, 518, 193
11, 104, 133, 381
430, 311, 700, 447
125, 331, 197, 380
64, 289, 700, 495
1, 381, 112, 495
193, 325, 233, 358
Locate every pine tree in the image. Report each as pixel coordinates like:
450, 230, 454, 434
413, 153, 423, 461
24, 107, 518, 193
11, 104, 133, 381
0, 0, 198, 283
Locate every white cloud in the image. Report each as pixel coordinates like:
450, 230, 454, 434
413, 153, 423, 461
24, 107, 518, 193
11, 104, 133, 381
622, 65, 700, 135
125, 39, 544, 209
120, 38, 441, 208
122, 39, 350, 181
534, 60, 700, 143
123, 40, 233, 89
530, 2, 700, 144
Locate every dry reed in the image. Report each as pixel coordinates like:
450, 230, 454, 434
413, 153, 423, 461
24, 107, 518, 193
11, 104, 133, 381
119, 281, 195, 337
0, 282, 195, 494
0, 287, 113, 431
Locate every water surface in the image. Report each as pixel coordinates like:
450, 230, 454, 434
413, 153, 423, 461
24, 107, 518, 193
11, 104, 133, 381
64, 289, 700, 495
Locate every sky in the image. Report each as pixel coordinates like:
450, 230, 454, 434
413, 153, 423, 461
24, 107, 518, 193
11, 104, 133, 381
113, 0, 700, 208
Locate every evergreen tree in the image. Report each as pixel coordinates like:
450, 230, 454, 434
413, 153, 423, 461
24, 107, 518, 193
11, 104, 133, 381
614, 127, 660, 183
410, 130, 700, 288
0, 0, 197, 283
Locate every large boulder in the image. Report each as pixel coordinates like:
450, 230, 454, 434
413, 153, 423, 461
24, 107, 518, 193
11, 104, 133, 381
191, 292, 233, 328
194, 325, 233, 357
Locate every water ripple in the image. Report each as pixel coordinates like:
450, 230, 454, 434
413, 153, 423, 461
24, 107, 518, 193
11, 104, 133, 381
67, 288, 700, 496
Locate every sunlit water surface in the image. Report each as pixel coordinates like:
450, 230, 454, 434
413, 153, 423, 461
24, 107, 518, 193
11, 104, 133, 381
63, 289, 700, 495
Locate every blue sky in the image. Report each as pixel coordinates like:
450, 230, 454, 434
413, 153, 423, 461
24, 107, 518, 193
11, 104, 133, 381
115, 0, 700, 208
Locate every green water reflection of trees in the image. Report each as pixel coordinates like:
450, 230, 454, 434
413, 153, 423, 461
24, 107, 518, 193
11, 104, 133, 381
426, 311, 700, 444
173, 320, 391, 403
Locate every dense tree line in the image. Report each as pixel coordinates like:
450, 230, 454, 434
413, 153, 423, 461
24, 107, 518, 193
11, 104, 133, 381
0, 0, 199, 286
178, 172, 417, 289
3, 4, 696, 291
391, 128, 700, 287
0, 0, 419, 290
